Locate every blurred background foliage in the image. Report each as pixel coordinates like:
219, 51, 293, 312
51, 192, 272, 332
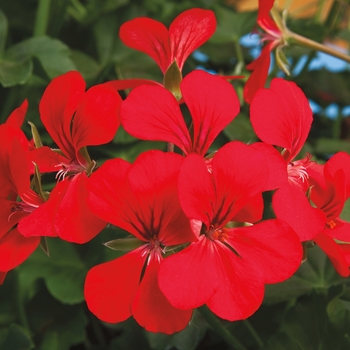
1, 0, 350, 349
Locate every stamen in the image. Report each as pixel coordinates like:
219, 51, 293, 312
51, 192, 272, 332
207, 225, 229, 242
326, 220, 337, 229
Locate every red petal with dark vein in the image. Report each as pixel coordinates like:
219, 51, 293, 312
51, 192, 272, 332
121, 84, 191, 154
39, 71, 85, 160
132, 258, 192, 334
84, 248, 145, 323
170, 9, 216, 70
181, 70, 239, 156
128, 151, 197, 245
119, 18, 171, 73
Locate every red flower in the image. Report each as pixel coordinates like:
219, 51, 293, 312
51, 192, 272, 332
24, 71, 122, 243
250, 78, 326, 241
0, 124, 45, 280
244, 0, 283, 104
85, 151, 198, 334
121, 70, 240, 156
119, 8, 216, 75
309, 152, 350, 277
158, 142, 302, 320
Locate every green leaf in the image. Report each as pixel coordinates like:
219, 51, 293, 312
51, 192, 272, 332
223, 113, 257, 143
18, 239, 88, 305
264, 245, 346, 305
0, 59, 32, 87
340, 198, 350, 222
0, 324, 34, 350
70, 50, 100, 82
314, 138, 350, 155
4, 36, 76, 83
327, 297, 350, 330
0, 10, 8, 57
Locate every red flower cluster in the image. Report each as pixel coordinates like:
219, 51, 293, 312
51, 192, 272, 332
1, 6, 350, 335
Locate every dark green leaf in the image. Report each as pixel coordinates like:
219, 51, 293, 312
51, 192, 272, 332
0, 324, 34, 350
0, 10, 8, 57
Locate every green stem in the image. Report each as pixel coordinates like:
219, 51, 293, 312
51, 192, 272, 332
14, 270, 30, 330
199, 305, 248, 350
233, 39, 244, 75
332, 108, 343, 140
243, 320, 264, 348
287, 30, 350, 64
34, 0, 51, 36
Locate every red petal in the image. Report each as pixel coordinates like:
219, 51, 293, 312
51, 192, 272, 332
158, 236, 220, 309
205, 241, 265, 321
212, 142, 268, 225
257, 0, 280, 33
121, 84, 191, 154
128, 151, 197, 245
226, 219, 302, 284
250, 78, 313, 161
181, 70, 240, 156
119, 18, 171, 73
273, 183, 326, 241
314, 232, 350, 277
244, 44, 272, 104
250, 142, 288, 190
72, 83, 122, 162
0, 272, 7, 284
107, 79, 162, 91
39, 71, 86, 160
232, 194, 264, 223
325, 220, 350, 241
170, 9, 216, 70
132, 258, 192, 334
84, 248, 146, 323
29, 146, 68, 173
6, 99, 28, 128
54, 174, 107, 243
88, 159, 147, 241
0, 228, 40, 271
178, 154, 215, 229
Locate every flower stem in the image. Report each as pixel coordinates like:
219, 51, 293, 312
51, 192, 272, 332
199, 305, 248, 350
14, 269, 30, 330
34, 0, 51, 36
243, 320, 264, 348
287, 30, 350, 64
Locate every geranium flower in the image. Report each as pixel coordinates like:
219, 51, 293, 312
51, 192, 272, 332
85, 151, 198, 334
0, 123, 50, 282
23, 70, 123, 243
158, 142, 302, 320
250, 78, 326, 241
244, 0, 284, 104
121, 70, 240, 157
119, 8, 216, 75
309, 152, 350, 277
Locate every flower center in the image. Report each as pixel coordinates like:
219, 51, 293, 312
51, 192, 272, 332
287, 154, 313, 191
55, 160, 95, 181
326, 220, 337, 229
141, 235, 165, 264
207, 226, 228, 242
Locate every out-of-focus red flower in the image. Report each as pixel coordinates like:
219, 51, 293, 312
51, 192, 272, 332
309, 152, 350, 277
23, 71, 122, 244
85, 151, 198, 334
250, 78, 326, 241
158, 142, 302, 321
244, 0, 283, 104
121, 70, 240, 156
119, 8, 216, 75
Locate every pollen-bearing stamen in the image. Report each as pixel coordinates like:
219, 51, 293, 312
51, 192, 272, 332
8, 201, 37, 222
207, 225, 229, 242
55, 160, 88, 181
141, 236, 166, 265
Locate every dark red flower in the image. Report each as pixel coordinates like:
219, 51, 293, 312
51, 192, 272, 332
85, 151, 198, 333
121, 70, 240, 156
250, 78, 326, 241
24, 70, 122, 243
158, 142, 302, 320
244, 0, 283, 104
309, 152, 350, 277
119, 8, 216, 75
